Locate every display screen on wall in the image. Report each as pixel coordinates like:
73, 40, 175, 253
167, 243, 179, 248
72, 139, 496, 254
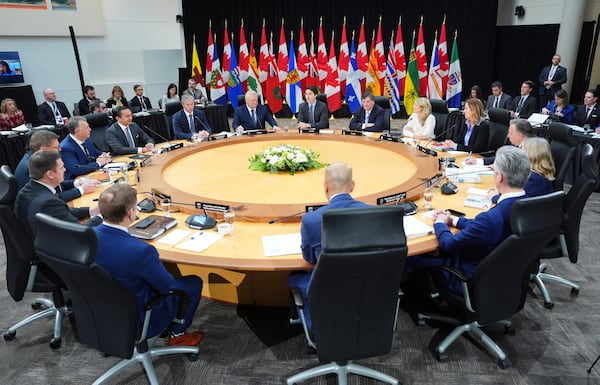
0, 51, 24, 85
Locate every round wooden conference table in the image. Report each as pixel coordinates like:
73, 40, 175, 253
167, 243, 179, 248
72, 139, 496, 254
75, 132, 491, 306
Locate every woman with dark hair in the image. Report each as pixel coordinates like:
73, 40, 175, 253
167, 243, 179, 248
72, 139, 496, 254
160, 83, 180, 109
541, 89, 575, 123
0, 60, 12, 76
0, 98, 26, 130
442, 98, 491, 153
467, 85, 485, 106
106, 85, 129, 108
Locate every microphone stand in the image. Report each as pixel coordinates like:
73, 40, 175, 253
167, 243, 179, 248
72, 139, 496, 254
268, 210, 306, 224
143, 124, 182, 152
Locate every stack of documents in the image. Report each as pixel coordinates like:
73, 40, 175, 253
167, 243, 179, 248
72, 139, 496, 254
464, 188, 492, 210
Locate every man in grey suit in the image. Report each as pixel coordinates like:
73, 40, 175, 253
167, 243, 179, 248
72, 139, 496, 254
485, 81, 512, 111
538, 54, 567, 108
106, 106, 154, 155
297, 85, 329, 130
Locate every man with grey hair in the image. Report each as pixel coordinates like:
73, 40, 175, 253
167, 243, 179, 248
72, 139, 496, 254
232, 90, 281, 132
60, 116, 111, 179
466, 119, 534, 165
409, 145, 530, 293
288, 161, 368, 330
172, 94, 212, 140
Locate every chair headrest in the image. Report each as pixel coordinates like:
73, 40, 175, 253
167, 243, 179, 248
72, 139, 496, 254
322, 206, 406, 252
84, 112, 110, 128
164, 101, 183, 114
580, 143, 598, 180
549, 122, 573, 145
487, 108, 511, 125
0, 165, 18, 205
510, 191, 564, 236
430, 99, 449, 114
373, 96, 390, 109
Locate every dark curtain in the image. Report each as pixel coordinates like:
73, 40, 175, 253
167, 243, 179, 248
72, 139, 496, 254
181, 0, 498, 103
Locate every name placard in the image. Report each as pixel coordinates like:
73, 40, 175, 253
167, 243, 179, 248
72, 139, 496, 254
194, 202, 230, 213
341, 129, 363, 136
379, 134, 404, 143
376, 192, 407, 205
417, 144, 438, 157
298, 127, 319, 134
305, 204, 325, 212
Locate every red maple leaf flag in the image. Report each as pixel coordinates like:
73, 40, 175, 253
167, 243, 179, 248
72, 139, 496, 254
326, 31, 341, 112
338, 17, 350, 94
395, 17, 406, 95
205, 20, 214, 92
317, 18, 329, 92
238, 19, 249, 92
375, 16, 386, 93
438, 15, 449, 98
258, 20, 269, 88
416, 17, 428, 96
222, 20, 231, 89
356, 18, 368, 93
277, 19, 289, 98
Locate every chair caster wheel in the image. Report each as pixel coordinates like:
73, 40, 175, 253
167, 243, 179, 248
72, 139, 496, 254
571, 287, 580, 295
504, 325, 515, 335
49, 337, 61, 349
31, 302, 43, 310
435, 351, 448, 362
544, 301, 554, 309
3, 330, 16, 341
498, 358, 511, 369
187, 352, 199, 361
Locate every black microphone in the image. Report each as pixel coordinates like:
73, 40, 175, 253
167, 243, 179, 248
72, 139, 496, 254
194, 115, 212, 134
143, 124, 182, 152
268, 210, 306, 224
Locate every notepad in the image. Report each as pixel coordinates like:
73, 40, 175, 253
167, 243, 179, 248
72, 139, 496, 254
262, 233, 301, 257
403, 216, 434, 239
176, 231, 223, 252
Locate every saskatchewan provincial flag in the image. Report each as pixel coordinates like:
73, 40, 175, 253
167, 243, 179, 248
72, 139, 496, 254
403, 33, 419, 115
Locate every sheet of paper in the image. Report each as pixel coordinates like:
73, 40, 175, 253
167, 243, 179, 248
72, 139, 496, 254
466, 187, 489, 197
156, 229, 192, 245
403, 216, 434, 239
262, 233, 301, 257
176, 231, 223, 252
319, 129, 335, 134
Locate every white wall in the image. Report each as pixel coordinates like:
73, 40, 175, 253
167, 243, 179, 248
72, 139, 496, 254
0, 0, 185, 111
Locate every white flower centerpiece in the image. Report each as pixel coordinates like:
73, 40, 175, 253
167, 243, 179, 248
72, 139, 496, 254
248, 144, 326, 175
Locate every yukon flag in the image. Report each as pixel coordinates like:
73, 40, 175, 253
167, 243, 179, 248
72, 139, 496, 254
247, 33, 263, 99
265, 33, 283, 113
446, 32, 462, 109
395, 17, 406, 95
325, 31, 341, 112
404, 31, 419, 115
238, 20, 249, 92
222, 20, 231, 87
438, 16, 449, 97
317, 19, 329, 91
338, 17, 350, 93
416, 18, 428, 96
366, 31, 381, 95
346, 32, 362, 113
306, 31, 321, 91
297, 19, 309, 88
277, 20, 289, 97
210, 35, 227, 105
286, 34, 302, 114
258, 20, 269, 85
384, 32, 401, 114
228, 35, 243, 106
427, 31, 443, 100
205, 21, 214, 91
356, 18, 368, 92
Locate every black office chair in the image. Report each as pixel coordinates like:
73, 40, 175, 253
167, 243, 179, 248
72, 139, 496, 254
430, 99, 449, 140
288, 206, 407, 385
443, 110, 465, 143
237, 94, 263, 107
85, 112, 110, 152
0, 165, 68, 349
548, 122, 576, 191
34, 213, 199, 385
487, 108, 510, 152
418, 191, 565, 368
373, 96, 391, 131
163, 101, 182, 140
531, 143, 597, 308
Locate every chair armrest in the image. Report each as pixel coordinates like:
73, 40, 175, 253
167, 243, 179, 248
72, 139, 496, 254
436, 265, 468, 282
290, 287, 305, 309
143, 289, 189, 327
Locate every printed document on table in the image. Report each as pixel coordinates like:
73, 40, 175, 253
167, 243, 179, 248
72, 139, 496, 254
403, 216, 434, 239
157, 229, 192, 245
262, 233, 302, 257
176, 231, 223, 252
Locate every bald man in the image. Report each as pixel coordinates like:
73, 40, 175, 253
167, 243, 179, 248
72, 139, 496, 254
288, 162, 368, 330
37, 88, 71, 125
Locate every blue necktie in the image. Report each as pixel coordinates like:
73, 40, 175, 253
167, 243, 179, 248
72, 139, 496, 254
188, 114, 195, 132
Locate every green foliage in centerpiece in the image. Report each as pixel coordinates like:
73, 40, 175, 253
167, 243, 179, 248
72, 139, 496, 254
248, 144, 326, 175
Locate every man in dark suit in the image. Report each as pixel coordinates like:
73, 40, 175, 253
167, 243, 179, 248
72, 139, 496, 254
485, 80, 512, 110
574, 89, 600, 130
288, 162, 368, 330
407, 146, 529, 294
129, 84, 152, 112
509, 80, 538, 119
172, 95, 212, 140
14, 151, 102, 238
297, 85, 329, 130
538, 54, 567, 108
106, 106, 154, 155
15, 130, 100, 201
37, 88, 71, 125
93, 183, 205, 346
60, 116, 112, 179
348, 92, 386, 131
232, 90, 281, 132
77, 85, 100, 116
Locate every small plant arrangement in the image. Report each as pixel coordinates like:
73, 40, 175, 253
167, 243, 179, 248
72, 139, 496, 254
248, 144, 326, 175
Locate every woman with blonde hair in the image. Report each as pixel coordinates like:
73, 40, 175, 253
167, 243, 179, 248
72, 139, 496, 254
0, 98, 26, 131
106, 85, 129, 108
522, 137, 555, 196
402, 97, 436, 140
443, 98, 490, 153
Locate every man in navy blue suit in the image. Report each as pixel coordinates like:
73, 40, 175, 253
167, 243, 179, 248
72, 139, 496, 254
297, 85, 329, 130
60, 116, 112, 179
288, 162, 368, 330
94, 183, 205, 347
232, 91, 281, 132
172, 95, 212, 139
538, 54, 567, 108
348, 92, 386, 131
407, 146, 529, 294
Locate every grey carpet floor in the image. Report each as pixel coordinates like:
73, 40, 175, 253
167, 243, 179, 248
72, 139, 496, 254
1, 174, 599, 384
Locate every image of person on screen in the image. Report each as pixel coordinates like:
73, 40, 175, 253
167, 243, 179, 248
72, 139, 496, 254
0, 60, 13, 76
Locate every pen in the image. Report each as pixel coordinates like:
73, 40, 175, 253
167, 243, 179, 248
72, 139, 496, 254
467, 151, 472, 160
190, 231, 203, 240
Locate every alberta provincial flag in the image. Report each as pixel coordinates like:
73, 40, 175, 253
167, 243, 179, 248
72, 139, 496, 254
228, 40, 243, 107
286, 38, 302, 114
446, 33, 462, 109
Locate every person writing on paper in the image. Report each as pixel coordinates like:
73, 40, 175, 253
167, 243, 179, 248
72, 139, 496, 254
442, 98, 490, 153
297, 85, 329, 130
288, 162, 368, 330
0, 98, 26, 131
402, 97, 435, 140
93, 183, 205, 347
406, 146, 529, 294
60, 116, 112, 179
465, 118, 534, 165
172, 95, 212, 140
541, 89, 575, 123
232, 91, 281, 132
348, 92, 386, 132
